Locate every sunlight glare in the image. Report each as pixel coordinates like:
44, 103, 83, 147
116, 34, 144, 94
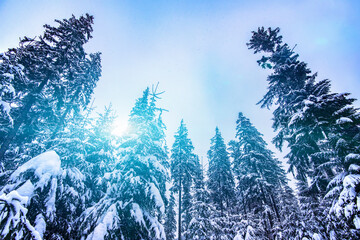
111, 117, 129, 136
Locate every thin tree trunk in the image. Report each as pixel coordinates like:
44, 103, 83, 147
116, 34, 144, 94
219, 179, 223, 217
178, 175, 182, 240
266, 211, 274, 240
240, 190, 247, 217
269, 192, 281, 223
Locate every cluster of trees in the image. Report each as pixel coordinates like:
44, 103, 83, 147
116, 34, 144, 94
0, 15, 358, 240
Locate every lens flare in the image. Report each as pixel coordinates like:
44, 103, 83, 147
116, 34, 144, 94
111, 117, 129, 136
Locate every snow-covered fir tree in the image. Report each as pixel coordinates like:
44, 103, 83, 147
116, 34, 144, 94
1, 10, 359, 240
170, 120, 199, 240
0, 103, 116, 239
247, 26, 360, 238
0, 14, 102, 240
229, 112, 299, 239
207, 127, 235, 217
0, 14, 101, 172
79, 87, 169, 240
187, 159, 215, 240
45, 108, 94, 239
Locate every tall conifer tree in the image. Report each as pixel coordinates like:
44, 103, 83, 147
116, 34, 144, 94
207, 127, 235, 216
170, 120, 198, 240
229, 112, 297, 239
187, 159, 215, 239
0, 14, 101, 170
80, 87, 169, 239
248, 27, 360, 238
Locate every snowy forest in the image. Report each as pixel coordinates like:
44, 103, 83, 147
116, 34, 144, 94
0, 14, 359, 240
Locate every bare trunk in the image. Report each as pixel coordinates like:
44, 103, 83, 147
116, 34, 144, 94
178, 176, 182, 240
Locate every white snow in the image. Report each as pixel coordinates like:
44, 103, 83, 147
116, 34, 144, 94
0, 99, 12, 123
336, 117, 353, 124
45, 177, 58, 221
0, 151, 62, 239
2, 73, 14, 80
86, 204, 118, 240
143, 211, 165, 239
303, 99, 313, 106
62, 167, 85, 182
104, 172, 111, 179
349, 164, 360, 172
288, 112, 302, 127
16, 180, 35, 201
130, 203, 145, 226
312, 233, 323, 240
0, 99, 11, 113
354, 216, 360, 229
10, 151, 61, 189
148, 156, 166, 173
35, 214, 46, 238
130, 175, 140, 184
234, 232, 244, 240
245, 225, 256, 240
345, 154, 360, 163
148, 182, 165, 214
0, 190, 28, 236
343, 174, 360, 188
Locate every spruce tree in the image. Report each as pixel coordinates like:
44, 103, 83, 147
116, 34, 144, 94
207, 127, 235, 217
229, 112, 297, 239
79, 87, 169, 240
54, 105, 116, 239
0, 14, 101, 169
187, 158, 216, 239
0, 14, 102, 240
247, 27, 360, 238
46, 108, 93, 239
170, 120, 198, 240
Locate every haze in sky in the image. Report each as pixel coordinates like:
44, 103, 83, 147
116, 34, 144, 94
1, 0, 359, 170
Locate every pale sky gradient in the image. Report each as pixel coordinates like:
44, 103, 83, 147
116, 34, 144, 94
1, 0, 360, 175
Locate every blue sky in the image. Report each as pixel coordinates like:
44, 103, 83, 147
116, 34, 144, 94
1, 0, 360, 171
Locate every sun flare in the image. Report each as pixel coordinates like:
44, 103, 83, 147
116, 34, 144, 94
111, 117, 129, 136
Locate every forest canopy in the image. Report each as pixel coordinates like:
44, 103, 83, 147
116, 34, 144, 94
0, 14, 359, 240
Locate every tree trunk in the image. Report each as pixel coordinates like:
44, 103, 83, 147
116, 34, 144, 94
178, 176, 182, 240
269, 192, 281, 223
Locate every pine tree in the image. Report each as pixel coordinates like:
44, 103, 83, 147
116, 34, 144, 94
85, 104, 117, 202
207, 127, 235, 217
0, 14, 102, 240
247, 27, 360, 238
46, 109, 92, 239
187, 159, 216, 239
0, 14, 101, 169
229, 112, 295, 239
79, 87, 169, 240
170, 120, 198, 240
45, 105, 116, 239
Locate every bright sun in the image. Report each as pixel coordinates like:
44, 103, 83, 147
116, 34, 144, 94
111, 117, 129, 136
